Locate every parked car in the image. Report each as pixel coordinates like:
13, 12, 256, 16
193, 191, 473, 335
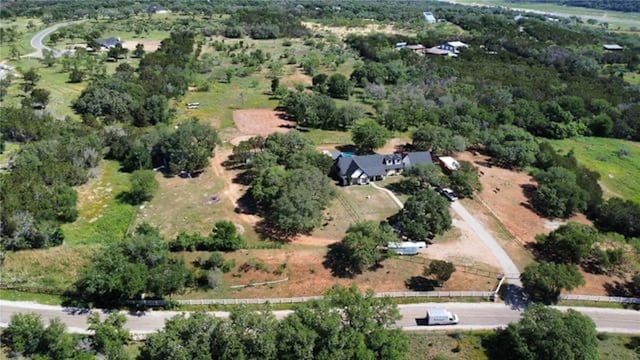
438, 187, 458, 202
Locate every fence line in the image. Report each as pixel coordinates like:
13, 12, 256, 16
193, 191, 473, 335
559, 294, 640, 304
128, 291, 496, 307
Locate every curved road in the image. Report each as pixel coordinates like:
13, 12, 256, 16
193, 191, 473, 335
1, 300, 638, 336
26, 22, 70, 58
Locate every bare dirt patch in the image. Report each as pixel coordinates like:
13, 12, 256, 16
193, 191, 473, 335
122, 39, 161, 52
303, 21, 414, 39
455, 152, 590, 246
232, 109, 295, 137
282, 68, 312, 88
377, 137, 411, 154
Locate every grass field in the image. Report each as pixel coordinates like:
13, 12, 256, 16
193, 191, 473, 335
550, 137, 640, 203
0, 17, 43, 60
440, 0, 640, 31
61, 160, 136, 245
0, 245, 96, 294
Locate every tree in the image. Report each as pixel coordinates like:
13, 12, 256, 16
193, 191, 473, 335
535, 222, 597, 264
485, 125, 538, 168
531, 166, 588, 218
311, 73, 328, 94
338, 221, 397, 275
352, 120, 391, 154
69, 68, 85, 83
403, 163, 448, 188
22, 68, 41, 85
28, 88, 50, 109
447, 161, 481, 198
132, 43, 145, 58
594, 197, 640, 238
271, 77, 280, 94
210, 220, 245, 251
1, 313, 80, 359
327, 73, 351, 99
393, 189, 451, 241
424, 260, 456, 286
412, 125, 464, 155
155, 119, 219, 175
520, 262, 584, 304
41, 48, 56, 67
88, 312, 131, 358
126, 169, 158, 204
491, 305, 598, 360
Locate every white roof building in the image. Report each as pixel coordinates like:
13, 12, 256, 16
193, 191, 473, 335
423, 12, 436, 23
603, 44, 624, 51
438, 156, 461, 171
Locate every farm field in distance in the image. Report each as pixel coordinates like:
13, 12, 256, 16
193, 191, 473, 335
550, 137, 640, 203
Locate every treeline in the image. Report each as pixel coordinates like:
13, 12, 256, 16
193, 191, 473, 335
0, 108, 100, 250
224, 9, 308, 39
508, 0, 640, 13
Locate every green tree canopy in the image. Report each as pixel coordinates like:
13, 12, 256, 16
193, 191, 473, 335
424, 260, 456, 286
531, 166, 588, 218
535, 222, 598, 264
338, 221, 397, 275
485, 125, 538, 168
520, 262, 585, 304
447, 161, 481, 198
491, 305, 598, 360
352, 120, 391, 154
393, 189, 451, 241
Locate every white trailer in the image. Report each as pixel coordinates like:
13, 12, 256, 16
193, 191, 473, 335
426, 308, 459, 325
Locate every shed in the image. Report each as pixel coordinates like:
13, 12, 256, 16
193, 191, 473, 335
603, 44, 624, 51
423, 12, 436, 24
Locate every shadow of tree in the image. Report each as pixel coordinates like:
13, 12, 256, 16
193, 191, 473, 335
323, 242, 357, 278
254, 219, 296, 243
404, 276, 437, 291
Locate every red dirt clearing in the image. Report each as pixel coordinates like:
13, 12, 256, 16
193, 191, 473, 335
455, 152, 590, 246
232, 109, 295, 137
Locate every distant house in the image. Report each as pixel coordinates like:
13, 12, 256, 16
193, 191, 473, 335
514, 14, 525, 22
336, 152, 432, 186
603, 44, 624, 51
97, 37, 122, 49
395, 42, 408, 49
438, 41, 469, 54
423, 11, 437, 24
426, 47, 457, 57
144, 5, 169, 14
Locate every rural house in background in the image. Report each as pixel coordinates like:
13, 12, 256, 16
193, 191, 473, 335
423, 11, 437, 23
437, 41, 469, 54
603, 44, 624, 51
335, 152, 433, 186
97, 37, 122, 49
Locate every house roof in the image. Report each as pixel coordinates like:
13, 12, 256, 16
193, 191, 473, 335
423, 12, 436, 22
447, 41, 469, 48
426, 47, 454, 56
603, 44, 624, 50
438, 156, 461, 170
406, 44, 425, 50
337, 152, 432, 179
98, 37, 122, 47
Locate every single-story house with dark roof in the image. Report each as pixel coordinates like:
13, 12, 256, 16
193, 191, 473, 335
335, 152, 432, 186
97, 37, 122, 49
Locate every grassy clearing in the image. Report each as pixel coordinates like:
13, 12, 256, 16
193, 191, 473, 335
0, 289, 63, 305
0, 245, 96, 294
0, 141, 20, 170
443, 0, 640, 31
61, 160, 136, 245
407, 330, 491, 360
0, 17, 43, 60
134, 165, 230, 240
623, 72, 640, 85
597, 334, 640, 360
550, 137, 640, 203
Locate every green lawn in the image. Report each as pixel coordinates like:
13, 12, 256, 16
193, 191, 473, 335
443, 0, 640, 31
549, 137, 640, 203
0, 17, 43, 60
61, 160, 136, 245
0, 289, 63, 305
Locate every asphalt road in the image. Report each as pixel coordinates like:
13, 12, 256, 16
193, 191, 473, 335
26, 22, 70, 58
2, 300, 638, 336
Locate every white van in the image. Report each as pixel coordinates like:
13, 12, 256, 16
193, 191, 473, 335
426, 308, 459, 325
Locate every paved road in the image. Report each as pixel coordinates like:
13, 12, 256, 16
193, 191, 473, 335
26, 22, 70, 58
451, 201, 521, 285
1, 300, 639, 336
